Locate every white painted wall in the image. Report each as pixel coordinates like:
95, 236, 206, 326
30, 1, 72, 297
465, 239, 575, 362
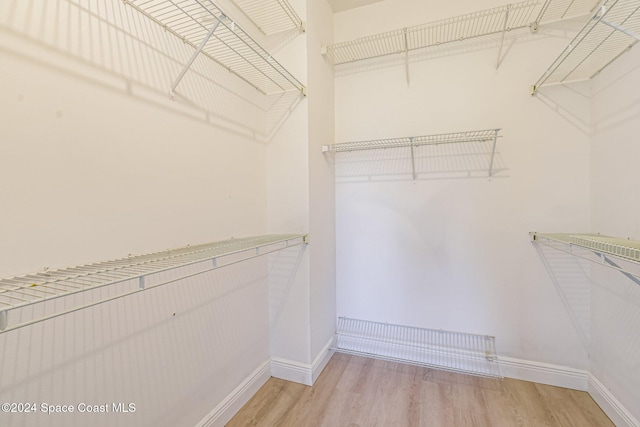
306, 0, 337, 371
590, 44, 640, 424
0, 1, 281, 426
0, 261, 270, 427
334, 0, 591, 372
264, 0, 313, 380
266, 0, 336, 384
0, 0, 269, 278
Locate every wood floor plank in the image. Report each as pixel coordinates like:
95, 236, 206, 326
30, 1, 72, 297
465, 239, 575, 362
226, 354, 614, 427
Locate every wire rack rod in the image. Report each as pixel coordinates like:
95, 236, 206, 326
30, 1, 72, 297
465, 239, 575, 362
123, 0, 305, 95
323, 1, 539, 65
334, 317, 501, 379
535, 0, 601, 24
532, 0, 640, 93
0, 234, 307, 333
228, 0, 303, 35
530, 232, 640, 281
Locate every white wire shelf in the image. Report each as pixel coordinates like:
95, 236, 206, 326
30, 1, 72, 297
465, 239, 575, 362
123, 0, 305, 95
334, 317, 501, 379
532, 0, 640, 93
323, 1, 539, 65
323, 129, 502, 178
534, 0, 601, 25
530, 232, 640, 280
228, 0, 304, 35
0, 234, 307, 333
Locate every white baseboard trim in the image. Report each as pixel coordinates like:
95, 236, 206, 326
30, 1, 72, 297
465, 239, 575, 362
196, 359, 271, 427
271, 357, 313, 386
312, 338, 335, 384
588, 373, 639, 427
499, 356, 588, 391
271, 338, 335, 386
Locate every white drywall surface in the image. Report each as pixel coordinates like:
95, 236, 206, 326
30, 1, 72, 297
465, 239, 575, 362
333, 0, 592, 371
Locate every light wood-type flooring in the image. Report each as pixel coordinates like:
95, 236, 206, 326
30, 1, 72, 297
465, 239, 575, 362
227, 353, 613, 427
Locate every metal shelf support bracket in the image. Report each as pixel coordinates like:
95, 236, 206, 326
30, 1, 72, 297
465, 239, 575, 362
600, 254, 640, 286
489, 129, 500, 177
599, 17, 640, 40
170, 14, 226, 96
410, 137, 417, 180
403, 28, 410, 85
497, 5, 511, 69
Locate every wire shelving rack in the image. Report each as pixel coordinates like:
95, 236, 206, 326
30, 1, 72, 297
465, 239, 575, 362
334, 317, 501, 379
323, 129, 502, 178
530, 232, 640, 281
534, 0, 601, 25
123, 0, 306, 96
322, 1, 539, 66
532, 0, 640, 93
0, 234, 307, 334
228, 0, 304, 35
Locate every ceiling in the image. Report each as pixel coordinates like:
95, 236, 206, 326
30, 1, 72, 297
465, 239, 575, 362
327, 0, 384, 13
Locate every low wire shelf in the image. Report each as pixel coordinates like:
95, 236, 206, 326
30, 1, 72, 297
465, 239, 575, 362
334, 317, 501, 379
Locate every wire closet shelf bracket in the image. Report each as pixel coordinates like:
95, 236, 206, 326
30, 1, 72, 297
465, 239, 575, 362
532, 0, 640, 93
323, 129, 502, 178
334, 317, 502, 379
0, 234, 307, 333
123, 0, 306, 96
322, 0, 539, 76
530, 232, 640, 282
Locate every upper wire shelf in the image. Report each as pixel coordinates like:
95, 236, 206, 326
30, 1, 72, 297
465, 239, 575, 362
534, 0, 601, 25
531, 232, 640, 281
323, 129, 502, 178
124, 0, 305, 95
0, 234, 307, 333
228, 0, 304, 35
322, 1, 540, 65
532, 0, 640, 93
